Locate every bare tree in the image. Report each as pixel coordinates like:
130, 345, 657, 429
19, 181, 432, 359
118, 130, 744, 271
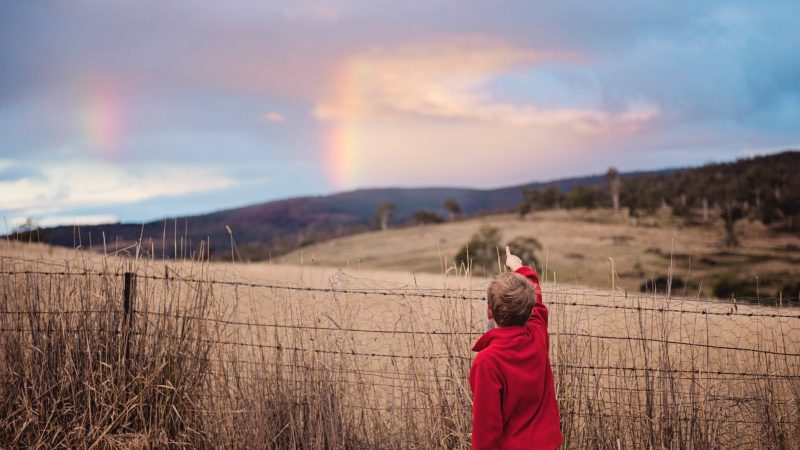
15, 217, 36, 234
606, 167, 621, 211
443, 198, 462, 221
374, 202, 395, 231
721, 201, 744, 247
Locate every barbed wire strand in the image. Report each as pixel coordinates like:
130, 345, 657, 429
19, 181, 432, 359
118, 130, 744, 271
1, 269, 798, 318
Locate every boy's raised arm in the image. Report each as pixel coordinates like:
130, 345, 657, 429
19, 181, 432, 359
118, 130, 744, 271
505, 246, 548, 329
515, 265, 547, 328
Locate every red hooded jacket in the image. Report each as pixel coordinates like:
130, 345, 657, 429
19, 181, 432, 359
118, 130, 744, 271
469, 266, 562, 450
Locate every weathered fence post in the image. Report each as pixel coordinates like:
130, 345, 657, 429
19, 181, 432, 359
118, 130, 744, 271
122, 272, 137, 366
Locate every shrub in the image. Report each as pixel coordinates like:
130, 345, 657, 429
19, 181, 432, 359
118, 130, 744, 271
639, 275, 692, 295
454, 226, 502, 275
507, 236, 542, 267
413, 210, 445, 225
713, 274, 758, 299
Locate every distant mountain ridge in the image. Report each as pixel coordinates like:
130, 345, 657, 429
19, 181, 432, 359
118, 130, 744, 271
13, 152, 795, 260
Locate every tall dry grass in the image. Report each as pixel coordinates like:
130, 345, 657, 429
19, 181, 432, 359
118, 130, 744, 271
0, 249, 798, 449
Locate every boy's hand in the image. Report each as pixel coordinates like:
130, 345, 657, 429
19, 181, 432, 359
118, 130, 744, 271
505, 245, 523, 272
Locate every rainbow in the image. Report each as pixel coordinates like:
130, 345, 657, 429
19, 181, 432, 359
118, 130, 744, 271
81, 80, 124, 157
325, 123, 358, 190
323, 57, 366, 190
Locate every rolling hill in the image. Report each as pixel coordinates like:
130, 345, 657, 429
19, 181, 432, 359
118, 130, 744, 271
9, 150, 798, 261
276, 208, 800, 301
12, 169, 669, 260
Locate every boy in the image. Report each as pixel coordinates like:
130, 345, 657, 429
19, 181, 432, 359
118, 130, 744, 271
469, 246, 562, 449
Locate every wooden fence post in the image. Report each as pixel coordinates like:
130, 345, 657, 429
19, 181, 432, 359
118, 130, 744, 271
122, 272, 137, 365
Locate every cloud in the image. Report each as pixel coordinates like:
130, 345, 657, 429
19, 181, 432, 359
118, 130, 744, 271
314, 37, 660, 134
0, 158, 235, 217
338, 116, 603, 189
1, 0, 799, 211
7, 214, 120, 230
260, 111, 286, 122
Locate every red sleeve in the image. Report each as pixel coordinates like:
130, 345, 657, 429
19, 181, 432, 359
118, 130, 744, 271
515, 266, 548, 330
469, 356, 504, 449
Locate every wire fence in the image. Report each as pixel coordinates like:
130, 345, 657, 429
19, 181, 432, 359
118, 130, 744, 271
0, 268, 797, 375
2, 318, 798, 381
1, 260, 799, 447
2, 268, 799, 317
1, 266, 798, 354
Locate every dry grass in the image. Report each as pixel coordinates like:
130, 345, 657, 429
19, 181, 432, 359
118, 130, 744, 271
1, 240, 798, 449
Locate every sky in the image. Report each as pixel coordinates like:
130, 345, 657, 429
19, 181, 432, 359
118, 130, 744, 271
1, 0, 799, 228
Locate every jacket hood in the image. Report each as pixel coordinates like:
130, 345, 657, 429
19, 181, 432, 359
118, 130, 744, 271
471, 325, 527, 352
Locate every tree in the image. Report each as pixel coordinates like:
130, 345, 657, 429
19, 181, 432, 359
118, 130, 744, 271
563, 186, 603, 210
762, 192, 800, 231
519, 189, 541, 218
671, 197, 692, 218
606, 167, 621, 212
521, 187, 562, 216
721, 201, 744, 247
670, 173, 698, 218
413, 210, 445, 225
621, 178, 661, 218
743, 165, 765, 209
443, 198, 462, 221
15, 218, 36, 234
454, 226, 503, 275
11, 218, 40, 242
780, 193, 800, 231
518, 201, 532, 218
374, 202, 395, 231
541, 187, 562, 209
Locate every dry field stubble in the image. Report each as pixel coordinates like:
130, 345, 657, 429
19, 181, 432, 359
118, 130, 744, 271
1, 241, 798, 448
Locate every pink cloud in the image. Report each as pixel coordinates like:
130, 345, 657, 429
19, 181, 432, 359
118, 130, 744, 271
314, 37, 660, 134
261, 111, 286, 122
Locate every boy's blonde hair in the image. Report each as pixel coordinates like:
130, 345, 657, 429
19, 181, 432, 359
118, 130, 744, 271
487, 272, 535, 327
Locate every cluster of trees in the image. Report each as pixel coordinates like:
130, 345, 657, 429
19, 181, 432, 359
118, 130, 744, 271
518, 152, 800, 244
375, 198, 463, 230
517, 168, 628, 215
519, 187, 563, 215
518, 182, 614, 214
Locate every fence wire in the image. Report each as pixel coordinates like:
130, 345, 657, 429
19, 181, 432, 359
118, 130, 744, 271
2, 268, 798, 318
1, 260, 798, 447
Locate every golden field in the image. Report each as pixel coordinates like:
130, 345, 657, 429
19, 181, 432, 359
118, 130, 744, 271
1, 235, 798, 448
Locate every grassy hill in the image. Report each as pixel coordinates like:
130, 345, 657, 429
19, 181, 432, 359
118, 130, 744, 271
277, 208, 800, 301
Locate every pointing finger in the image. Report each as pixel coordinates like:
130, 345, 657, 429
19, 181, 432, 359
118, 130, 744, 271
505, 245, 511, 257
